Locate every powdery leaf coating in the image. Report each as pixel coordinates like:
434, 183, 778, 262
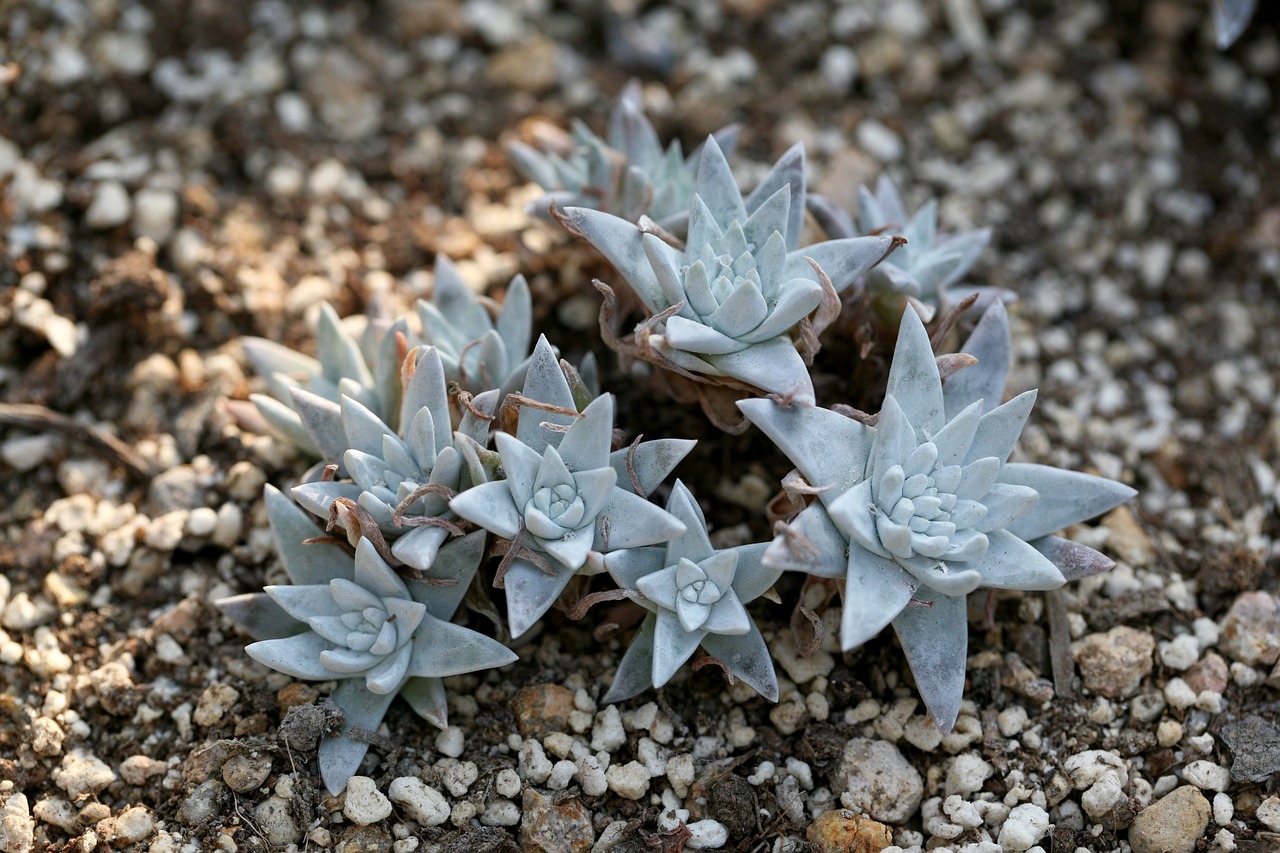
601, 481, 781, 702
739, 304, 1136, 730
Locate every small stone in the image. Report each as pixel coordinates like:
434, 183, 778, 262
177, 780, 226, 826
1128, 785, 1210, 853
591, 705, 626, 752
1219, 592, 1280, 665
53, 751, 117, 798
520, 788, 593, 852
1101, 505, 1155, 566
513, 684, 576, 740
85, 181, 131, 229
96, 805, 154, 848
193, 683, 240, 727
805, 809, 893, 853
1183, 760, 1230, 792
1257, 796, 1280, 832
997, 804, 1050, 851
335, 825, 393, 853
31, 797, 78, 835
224, 461, 268, 503
253, 796, 301, 846
119, 755, 168, 785
685, 819, 729, 850
0, 793, 34, 853
1072, 625, 1155, 697
494, 768, 521, 799
344, 777, 393, 826
435, 727, 464, 758
132, 188, 179, 244
0, 435, 56, 473
833, 738, 924, 823
1219, 716, 1280, 783
1158, 634, 1200, 670
856, 119, 903, 162
387, 778, 448, 827
222, 751, 273, 793
605, 761, 649, 801
1185, 652, 1229, 694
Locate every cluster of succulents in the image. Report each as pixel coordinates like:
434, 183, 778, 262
220, 83, 1137, 793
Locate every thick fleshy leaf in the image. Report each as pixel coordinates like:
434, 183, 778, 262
251, 393, 319, 456
944, 301, 1011, 419
739, 279, 825, 345
603, 613, 658, 704
391, 525, 450, 573
400, 347, 453, 453
408, 615, 517, 678
701, 588, 751, 635
787, 235, 897, 294
400, 677, 448, 729
1001, 463, 1137, 542
728, 543, 778, 602
216, 592, 305, 640
407, 529, 488, 621
884, 308, 945, 436
365, 644, 413, 693
839, 544, 920, 650
540, 524, 597, 572
265, 484, 354, 586
430, 256, 493, 340
316, 304, 375, 390
493, 432, 543, 509
973, 483, 1040, 534
567, 208, 664, 312
448, 480, 521, 540
662, 483, 714, 564
459, 389, 499, 446
517, 336, 578, 453
496, 275, 532, 361
591, 488, 687, 552
892, 586, 968, 733
1032, 536, 1117, 581
707, 336, 815, 404
266, 584, 346, 623
745, 144, 804, 250
663, 315, 745, 355
292, 481, 364, 522
246, 632, 335, 680
341, 396, 394, 458
604, 547, 668, 593
352, 539, 410, 600
807, 193, 857, 240
694, 136, 747, 227
643, 233, 697, 320
970, 530, 1066, 590
870, 396, 919, 491
344, 449, 392, 494
242, 336, 321, 382
702, 625, 779, 701
558, 395, 614, 472
319, 680, 398, 795
706, 277, 770, 339
501, 557, 576, 639
608, 439, 695, 497
931, 400, 983, 467
652, 611, 707, 687
635, 564, 681, 610
738, 401, 871, 502
288, 387, 349, 463
761, 502, 849, 579
965, 390, 1036, 466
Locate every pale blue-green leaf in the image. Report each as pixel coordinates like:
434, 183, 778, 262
944, 301, 1011, 419
787, 235, 897, 294
400, 677, 448, 729
508, 140, 560, 189
381, 433, 418, 481
707, 336, 814, 404
458, 389, 498, 446
540, 527, 596, 572
316, 304, 375, 388
1001, 464, 1137, 542
661, 482, 714, 564
652, 611, 707, 688
738, 278, 824, 344
567, 208, 665, 313
965, 390, 1036, 466
706, 277, 769, 339
246, 632, 334, 680
494, 431, 543, 508
702, 625, 778, 701
431, 255, 492, 341
353, 539, 411, 600
265, 484, 353, 585
683, 256, 718, 318
592, 489, 687, 552
603, 613, 658, 704
701, 588, 751, 635
400, 347, 453, 452
956, 457, 1001, 501
648, 338, 723, 376
745, 142, 804, 249
251, 393, 319, 456
242, 336, 321, 381
291, 481, 363, 528
573, 466, 619, 523
517, 336, 577, 452
931, 400, 983, 467
216, 592, 304, 640
407, 529, 487, 620
533, 444, 575, 493
897, 558, 983, 596
265, 584, 345, 623
320, 681, 398, 795
761, 503, 848, 578
635, 564, 681, 610
558, 395, 614, 472
807, 193, 856, 240
840, 544, 919, 649
340, 396, 394, 458
973, 483, 1040, 534
741, 184, 791, 255
448, 480, 521, 540
287, 387, 348, 463
904, 198, 937, 249
408, 615, 517, 678
728, 543, 778, 603
496, 275, 532, 361
343, 450, 391, 494
604, 547, 667, 592
694, 136, 747, 227
738, 400, 871, 502
893, 585, 968, 734
1031, 536, 1116, 581
642, 233, 696, 320
662, 315, 745, 355
609, 439, 695, 497
870, 395, 919, 490
936, 227, 991, 290
970, 529, 1065, 590
502, 557, 576, 639
884, 307, 945, 435
391, 524, 449, 573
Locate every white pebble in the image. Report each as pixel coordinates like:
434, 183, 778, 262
479, 799, 520, 827
686, 819, 729, 849
605, 761, 649, 800
518, 740, 552, 784
387, 778, 448, 827
997, 803, 1050, 851
1257, 796, 1280, 831
591, 706, 626, 752
85, 181, 131, 229
1213, 792, 1233, 825
435, 727, 464, 758
546, 759, 577, 791
494, 768, 521, 799
132, 188, 178, 244
857, 118, 904, 162
1158, 634, 1200, 670
577, 755, 607, 797
1182, 760, 1230, 792
343, 777, 392, 826
441, 761, 477, 797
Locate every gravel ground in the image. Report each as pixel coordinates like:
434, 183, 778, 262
2, 1, 1279, 852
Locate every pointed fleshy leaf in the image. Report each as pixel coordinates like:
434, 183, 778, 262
448, 480, 521, 540
807, 193, 857, 240
540, 525, 596, 572
738, 278, 825, 344
517, 336, 578, 452
663, 315, 746, 355
931, 400, 984, 468
501, 557, 576, 639
266, 584, 346, 623
964, 390, 1036, 466
970, 529, 1066, 590
242, 336, 321, 381
558, 395, 615, 472
431, 256, 492, 340
944, 301, 1011, 419
643, 233, 696, 320
400, 347, 454, 453
1032, 536, 1117, 581
251, 393, 319, 456
702, 625, 778, 701
391, 525, 450, 573
604, 547, 667, 593
973, 483, 1040, 534
701, 588, 751, 635
840, 545, 920, 649
316, 303, 375, 389
892, 586, 968, 733
652, 611, 706, 687
319, 680, 398, 795
408, 615, 517, 678
745, 143, 805, 249
636, 564, 681, 610
1001, 464, 1137, 542
742, 185, 792, 256
706, 278, 770, 339
400, 677, 449, 729
727, 543, 778, 602
566, 208, 665, 313
884, 308, 945, 436
707, 336, 814, 404
246, 632, 335, 680
353, 538, 410, 599
407, 529, 488, 621
459, 389, 499, 446
288, 387, 349, 463
870, 396, 919, 491
604, 614, 658, 704
609, 439, 695, 497
694, 136, 747, 227
738, 401, 871, 502
788, 235, 897, 294
496, 275, 532, 362
291, 481, 364, 523
762, 503, 849, 579
592, 489, 687, 552
662, 482, 715, 564
216, 592, 305, 640
341, 396, 395, 458
265, 484, 355, 585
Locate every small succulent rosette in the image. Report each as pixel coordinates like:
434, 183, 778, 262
740, 304, 1136, 729
811, 175, 1006, 321
218, 486, 512, 794
569, 136, 896, 407
508, 79, 739, 230
239, 302, 408, 458
596, 481, 782, 703
449, 336, 693, 638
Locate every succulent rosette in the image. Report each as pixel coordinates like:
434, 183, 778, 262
449, 336, 692, 637
217, 487, 510, 795
739, 304, 1136, 729
570, 137, 896, 404
509, 79, 739, 230
598, 481, 782, 702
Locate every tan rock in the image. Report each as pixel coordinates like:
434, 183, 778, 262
1128, 785, 1210, 853
512, 684, 577, 740
1102, 505, 1155, 567
520, 788, 593, 853
1072, 626, 1154, 698
806, 810, 893, 853
1220, 592, 1280, 665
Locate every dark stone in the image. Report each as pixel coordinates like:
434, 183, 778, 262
709, 774, 757, 839
278, 701, 343, 753
1220, 716, 1280, 783
439, 827, 521, 853
336, 825, 393, 853
798, 722, 846, 774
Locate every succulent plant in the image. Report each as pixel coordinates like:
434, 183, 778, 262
217, 486, 509, 795
739, 304, 1136, 730
449, 336, 693, 637
1213, 0, 1255, 48
509, 79, 739, 230
416, 256, 534, 398
810, 175, 1007, 319
569, 137, 897, 405
288, 345, 495, 576
241, 303, 408, 458
596, 481, 782, 702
